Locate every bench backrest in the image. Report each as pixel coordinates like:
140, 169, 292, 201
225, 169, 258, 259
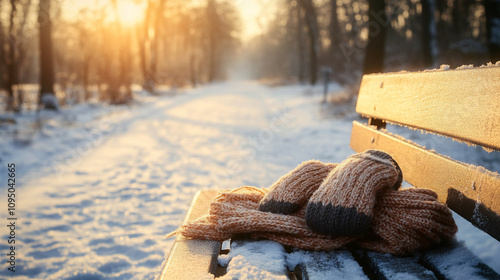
350, 67, 500, 241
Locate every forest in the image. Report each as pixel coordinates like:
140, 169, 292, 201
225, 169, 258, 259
0, 0, 498, 113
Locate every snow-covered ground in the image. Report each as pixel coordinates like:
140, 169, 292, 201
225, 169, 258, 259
0, 81, 498, 279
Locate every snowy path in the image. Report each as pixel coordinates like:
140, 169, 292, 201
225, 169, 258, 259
1, 81, 499, 279
0, 81, 354, 279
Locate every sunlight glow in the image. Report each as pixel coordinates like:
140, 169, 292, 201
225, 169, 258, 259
234, 0, 275, 41
115, 1, 144, 26
234, 0, 261, 41
62, 0, 269, 41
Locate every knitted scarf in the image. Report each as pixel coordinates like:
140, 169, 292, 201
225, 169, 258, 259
167, 151, 457, 255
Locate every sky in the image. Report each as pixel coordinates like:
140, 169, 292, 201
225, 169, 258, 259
233, 0, 262, 41
61, 0, 267, 42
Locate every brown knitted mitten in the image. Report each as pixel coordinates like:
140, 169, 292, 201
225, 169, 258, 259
305, 150, 403, 236
259, 160, 337, 214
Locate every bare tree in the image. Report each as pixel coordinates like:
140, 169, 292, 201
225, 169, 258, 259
102, 0, 134, 103
6, 0, 19, 111
3, 0, 32, 112
297, 0, 320, 84
78, 20, 92, 100
204, 0, 240, 82
139, 0, 166, 93
363, 0, 388, 74
148, 0, 166, 91
207, 0, 219, 82
421, 0, 438, 68
329, 0, 341, 68
295, 2, 306, 82
39, 0, 57, 109
16, 0, 32, 111
0, 2, 5, 92
184, 8, 204, 86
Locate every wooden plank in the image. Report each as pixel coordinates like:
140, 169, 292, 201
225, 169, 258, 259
160, 190, 220, 280
421, 240, 500, 280
362, 251, 437, 280
293, 249, 368, 280
355, 67, 500, 150
350, 121, 500, 241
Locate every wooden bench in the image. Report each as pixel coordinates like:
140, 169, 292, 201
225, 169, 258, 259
160, 67, 500, 279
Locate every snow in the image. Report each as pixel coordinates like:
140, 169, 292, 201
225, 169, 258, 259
456, 64, 475, 70
420, 61, 499, 72
0, 80, 499, 279
219, 240, 288, 279
219, 241, 367, 279
0, 101, 138, 183
439, 64, 450, 71
287, 250, 368, 280
41, 94, 60, 110
423, 240, 500, 279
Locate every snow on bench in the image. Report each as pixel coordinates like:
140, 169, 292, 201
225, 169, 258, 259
288, 249, 367, 280
362, 251, 437, 280
219, 240, 289, 279
421, 240, 500, 280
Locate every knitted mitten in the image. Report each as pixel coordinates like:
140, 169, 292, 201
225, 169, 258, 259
305, 150, 403, 236
259, 160, 337, 214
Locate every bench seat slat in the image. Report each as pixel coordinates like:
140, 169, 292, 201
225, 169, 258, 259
421, 240, 500, 280
161, 190, 220, 280
293, 249, 368, 280
355, 67, 500, 150
222, 240, 289, 279
350, 121, 500, 241
363, 251, 437, 280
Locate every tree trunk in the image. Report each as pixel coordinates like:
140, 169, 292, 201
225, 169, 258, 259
110, 0, 134, 103
421, 0, 438, 68
329, 0, 341, 67
298, 0, 320, 85
39, 0, 57, 109
16, 0, 31, 112
121, 31, 133, 101
82, 58, 90, 100
139, 1, 151, 91
0, 1, 5, 92
78, 22, 90, 100
484, 0, 500, 63
294, 2, 306, 83
7, 0, 18, 111
148, 0, 165, 90
363, 0, 387, 74
207, 0, 218, 82
140, 0, 166, 93
189, 47, 197, 86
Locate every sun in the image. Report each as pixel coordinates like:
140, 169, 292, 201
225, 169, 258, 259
115, 1, 144, 27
